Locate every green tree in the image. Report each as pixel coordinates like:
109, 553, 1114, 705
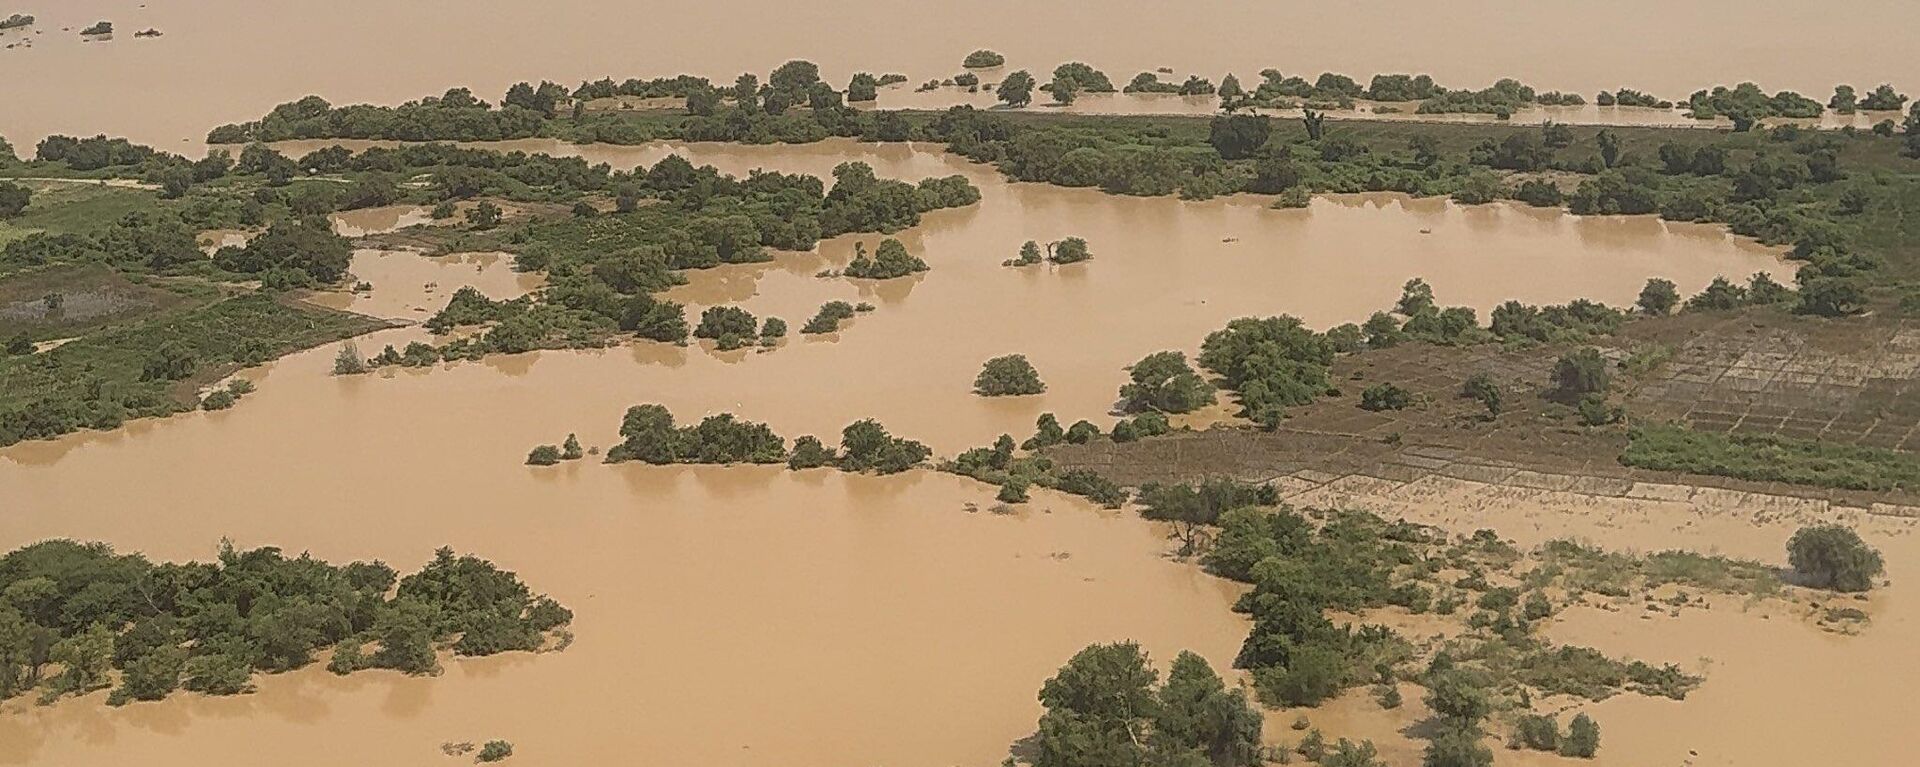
1461, 373, 1503, 416
1560, 713, 1600, 758
1596, 129, 1621, 168
0, 181, 30, 218
1032, 642, 1159, 767
1552, 348, 1610, 398
477, 740, 514, 762
974, 354, 1047, 396
1637, 278, 1679, 315
1048, 237, 1092, 264
1786, 524, 1884, 592
1207, 114, 1272, 160
1360, 383, 1412, 412
526, 445, 562, 466
1153, 651, 1263, 767
997, 71, 1036, 108
963, 50, 1005, 68
1120, 351, 1216, 413
467, 201, 502, 230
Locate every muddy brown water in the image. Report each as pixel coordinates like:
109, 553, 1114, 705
1, 0, 1914, 149
0, 138, 1885, 767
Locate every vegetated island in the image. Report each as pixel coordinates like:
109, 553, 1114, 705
0, 540, 573, 707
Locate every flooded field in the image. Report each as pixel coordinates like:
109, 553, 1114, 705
0, 132, 1841, 764
2, 0, 1914, 148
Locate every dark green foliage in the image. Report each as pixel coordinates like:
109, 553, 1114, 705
1684, 276, 1747, 311
1138, 479, 1277, 528
974, 354, 1046, 396
1208, 114, 1272, 160
1422, 725, 1493, 767
1686, 82, 1825, 123
843, 238, 928, 279
0, 181, 29, 218
963, 50, 1005, 69
1359, 383, 1413, 412
997, 477, 1031, 504
1576, 395, 1623, 426
997, 71, 1036, 107
604, 404, 787, 465
1023, 412, 1066, 450
837, 419, 931, 474
695, 306, 758, 340
212, 219, 353, 287
1622, 423, 1920, 492
1636, 278, 1679, 316
1461, 373, 1503, 416
1051, 62, 1116, 94
1551, 348, 1610, 399
1198, 316, 1333, 427
1, 295, 377, 447
1048, 237, 1092, 264
801, 301, 856, 334
1786, 524, 1885, 592
477, 740, 514, 762
1560, 713, 1600, 758
1514, 714, 1560, 751
0, 540, 567, 705
526, 445, 562, 466
1119, 351, 1215, 414
1417, 79, 1538, 117
1030, 642, 1262, 767
786, 435, 836, 469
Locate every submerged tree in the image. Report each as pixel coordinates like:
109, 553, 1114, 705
1787, 524, 1884, 592
974, 354, 1047, 396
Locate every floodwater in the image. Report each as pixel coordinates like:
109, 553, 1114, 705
1279, 474, 1920, 766
0, 137, 1819, 764
2, 0, 1915, 148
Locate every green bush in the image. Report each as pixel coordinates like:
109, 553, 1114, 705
1360, 383, 1413, 411
1622, 423, 1920, 492
477, 740, 514, 762
974, 354, 1046, 396
1787, 524, 1885, 592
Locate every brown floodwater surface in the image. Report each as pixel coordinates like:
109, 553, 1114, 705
1, 0, 1914, 148
0, 138, 1844, 766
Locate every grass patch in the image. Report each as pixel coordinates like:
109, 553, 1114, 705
0, 293, 383, 446
0, 181, 161, 243
0, 263, 203, 339
1622, 422, 1920, 491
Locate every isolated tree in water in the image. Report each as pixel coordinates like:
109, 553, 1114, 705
1787, 524, 1884, 592
997, 71, 1036, 108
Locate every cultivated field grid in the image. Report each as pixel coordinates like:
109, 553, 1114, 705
1629, 319, 1920, 451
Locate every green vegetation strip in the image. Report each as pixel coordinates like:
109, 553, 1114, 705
1622, 422, 1920, 491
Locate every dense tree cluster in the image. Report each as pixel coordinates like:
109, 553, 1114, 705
842, 238, 928, 279
0, 540, 570, 706
974, 354, 1046, 396
1118, 351, 1215, 414
599, 404, 930, 474
1197, 316, 1335, 428
1786, 524, 1884, 592
1027, 643, 1262, 767
1416, 79, 1540, 117
211, 219, 353, 288
1685, 83, 1824, 129
963, 50, 1005, 69
604, 404, 787, 465
207, 91, 548, 144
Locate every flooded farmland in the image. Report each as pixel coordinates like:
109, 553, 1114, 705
4, 4, 1917, 763
1, 134, 1863, 765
